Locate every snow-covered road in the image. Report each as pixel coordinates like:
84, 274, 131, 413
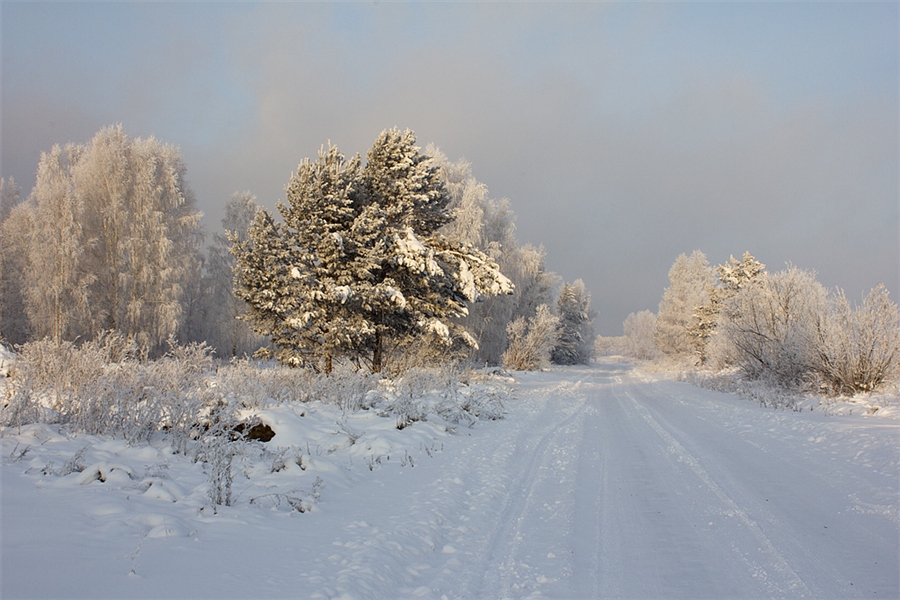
3, 361, 898, 598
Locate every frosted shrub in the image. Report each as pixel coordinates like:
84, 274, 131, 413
217, 360, 378, 412
12, 339, 100, 406
721, 267, 898, 397
394, 366, 448, 400
362, 364, 507, 428
2, 338, 109, 427
502, 304, 560, 371
211, 358, 266, 408
438, 382, 507, 425
304, 368, 378, 412
681, 368, 802, 410
0, 337, 221, 452
718, 266, 828, 389
813, 285, 900, 395
195, 417, 238, 510
1, 387, 42, 429
380, 369, 431, 429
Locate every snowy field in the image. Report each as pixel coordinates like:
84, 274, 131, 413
2, 360, 898, 599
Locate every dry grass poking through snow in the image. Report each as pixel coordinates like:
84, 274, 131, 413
1, 340, 511, 515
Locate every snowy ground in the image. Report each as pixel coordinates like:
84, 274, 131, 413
2, 360, 898, 598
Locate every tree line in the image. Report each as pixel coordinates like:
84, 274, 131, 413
600, 250, 899, 396
0, 125, 595, 372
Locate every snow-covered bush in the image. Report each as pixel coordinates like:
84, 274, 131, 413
679, 367, 805, 410
216, 359, 378, 413
812, 285, 900, 395
367, 364, 508, 428
0, 337, 223, 452
716, 265, 828, 389
502, 304, 560, 371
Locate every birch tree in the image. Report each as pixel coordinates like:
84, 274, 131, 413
11, 126, 202, 354
25, 145, 94, 342
655, 250, 715, 361
0, 178, 30, 344
72, 126, 202, 353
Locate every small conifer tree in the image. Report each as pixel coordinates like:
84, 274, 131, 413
551, 279, 595, 365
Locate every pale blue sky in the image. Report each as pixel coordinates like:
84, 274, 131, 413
2, 2, 897, 334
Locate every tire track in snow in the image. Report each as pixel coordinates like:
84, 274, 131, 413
465, 378, 592, 597
569, 399, 604, 599
617, 376, 814, 598
303, 376, 591, 599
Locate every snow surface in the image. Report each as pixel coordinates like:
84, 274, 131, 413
2, 360, 898, 598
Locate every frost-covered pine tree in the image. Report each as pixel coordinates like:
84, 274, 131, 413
356, 129, 512, 372
716, 252, 767, 296
355, 129, 454, 372
232, 145, 364, 371
551, 279, 595, 365
655, 250, 715, 362
233, 130, 512, 373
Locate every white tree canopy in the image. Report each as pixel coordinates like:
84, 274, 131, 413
655, 250, 715, 361
4, 125, 202, 354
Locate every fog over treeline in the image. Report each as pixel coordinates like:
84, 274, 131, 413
0, 126, 594, 372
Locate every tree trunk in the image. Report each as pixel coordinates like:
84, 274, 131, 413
373, 326, 383, 374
